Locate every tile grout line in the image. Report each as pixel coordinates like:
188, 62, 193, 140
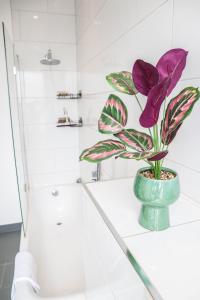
123, 219, 200, 240
12, 8, 76, 17
166, 157, 200, 174
79, 0, 169, 69
76, 0, 109, 43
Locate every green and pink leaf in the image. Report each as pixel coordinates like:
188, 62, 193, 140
162, 87, 200, 145
79, 139, 126, 163
115, 129, 153, 151
117, 150, 168, 161
98, 94, 128, 134
106, 71, 137, 95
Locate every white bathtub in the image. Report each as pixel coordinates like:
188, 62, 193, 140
15, 183, 153, 300
16, 184, 85, 300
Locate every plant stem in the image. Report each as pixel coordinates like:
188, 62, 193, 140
134, 94, 153, 139
145, 159, 154, 168
153, 124, 161, 179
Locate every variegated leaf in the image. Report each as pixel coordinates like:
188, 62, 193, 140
162, 87, 200, 145
147, 150, 168, 161
115, 129, 153, 151
161, 122, 182, 145
98, 94, 128, 134
79, 140, 126, 163
117, 151, 151, 160
106, 71, 137, 95
117, 150, 168, 161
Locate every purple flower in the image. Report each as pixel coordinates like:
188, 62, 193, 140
132, 48, 188, 128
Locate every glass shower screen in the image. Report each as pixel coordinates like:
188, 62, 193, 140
2, 22, 28, 235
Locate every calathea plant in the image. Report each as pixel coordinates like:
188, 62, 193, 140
80, 49, 200, 180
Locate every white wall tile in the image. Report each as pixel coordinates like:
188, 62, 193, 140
22, 98, 55, 124
11, 10, 20, 40
173, 0, 200, 79
29, 169, 80, 186
18, 11, 75, 43
47, 14, 76, 43
12, 1, 78, 187
47, 0, 75, 15
25, 124, 79, 149
23, 71, 77, 98
19, 11, 49, 42
77, 0, 170, 67
11, 0, 47, 12
54, 147, 79, 172
75, 0, 107, 40
27, 148, 55, 173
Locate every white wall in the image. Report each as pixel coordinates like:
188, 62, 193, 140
11, 0, 80, 187
76, 0, 200, 203
0, 0, 21, 225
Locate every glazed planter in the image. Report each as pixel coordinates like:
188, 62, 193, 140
134, 167, 180, 231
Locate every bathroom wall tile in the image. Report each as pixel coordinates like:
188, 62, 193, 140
47, 0, 75, 15
47, 14, 76, 43
19, 11, 76, 43
11, 0, 48, 12
23, 71, 77, 98
47, 42, 77, 71
78, 0, 172, 67
173, 0, 200, 79
11, 10, 21, 40
29, 169, 80, 187
23, 96, 79, 127
19, 11, 49, 42
164, 79, 200, 172
25, 125, 79, 149
164, 159, 200, 204
137, 0, 167, 20
27, 148, 55, 174
78, 1, 172, 91
54, 147, 79, 172
27, 146, 79, 176
22, 98, 55, 125
77, 0, 167, 54
75, 0, 107, 40
56, 100, 79, 122
15, 42, 50, 71
11, 1, 78, 187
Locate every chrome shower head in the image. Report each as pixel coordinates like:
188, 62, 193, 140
40, 49, 60, 65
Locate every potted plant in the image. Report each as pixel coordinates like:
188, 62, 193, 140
80, 48, 200, 231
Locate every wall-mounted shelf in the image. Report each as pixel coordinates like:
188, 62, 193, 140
57, 91, 82, 100
56, 123, 83, 128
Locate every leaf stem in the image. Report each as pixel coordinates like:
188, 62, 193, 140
153, 124, 161, 179
160, 96, 167, 148
134, 94, 153, 139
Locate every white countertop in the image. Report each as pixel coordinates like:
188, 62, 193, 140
86, 177, 200, 300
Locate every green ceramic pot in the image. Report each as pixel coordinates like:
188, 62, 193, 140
134, 167, 180, 231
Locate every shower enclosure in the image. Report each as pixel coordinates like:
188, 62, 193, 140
2, 21, 158, 300
2, 22, 28, 233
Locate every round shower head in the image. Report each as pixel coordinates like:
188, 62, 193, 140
40, 49, 61, 65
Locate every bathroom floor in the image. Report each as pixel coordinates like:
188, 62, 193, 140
0, 230, 21, 300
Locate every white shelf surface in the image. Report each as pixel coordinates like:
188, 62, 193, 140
86, 177, 200, 300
